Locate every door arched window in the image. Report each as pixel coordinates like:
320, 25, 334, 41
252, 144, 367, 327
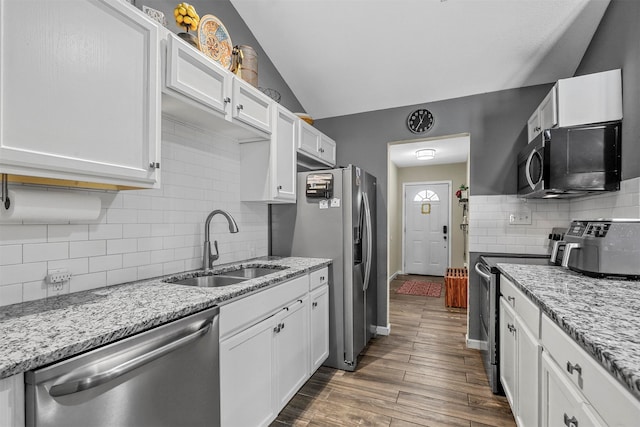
413, 190, 440, 202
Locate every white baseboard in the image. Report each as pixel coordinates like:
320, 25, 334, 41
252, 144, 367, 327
466, 335, 488, 350
388, 270, 402, 281
375, 324, 391, 336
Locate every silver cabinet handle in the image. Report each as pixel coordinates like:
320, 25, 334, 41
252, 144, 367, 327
320, 276, 325, 281
224, 97, 231, 104
566, 361, 582, 376
564, 413, 578, 427
278, 185, 283, 190
507, 323, 516, 333
507, 296, 515, 304
49, 319, 212, 397
237, 104, 244, 111
149, 162, 160, 170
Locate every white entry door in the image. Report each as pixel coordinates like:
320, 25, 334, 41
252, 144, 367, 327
404, 183, 450, 276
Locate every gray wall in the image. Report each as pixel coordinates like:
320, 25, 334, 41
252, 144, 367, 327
315, 85, 552, 327
144, 0, 304, 113
574, 0, 640, 180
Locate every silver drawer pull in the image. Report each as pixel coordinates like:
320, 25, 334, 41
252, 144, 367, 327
566, 361, 582, 376
507, 296, 515, 305
507, 323, 516, 333
237, 104, 244, 111
564, 413, 578, 427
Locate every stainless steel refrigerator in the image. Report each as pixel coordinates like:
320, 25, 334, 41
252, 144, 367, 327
270, 165, 377, 371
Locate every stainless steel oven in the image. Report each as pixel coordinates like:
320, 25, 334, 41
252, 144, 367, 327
474, 254, 549, 394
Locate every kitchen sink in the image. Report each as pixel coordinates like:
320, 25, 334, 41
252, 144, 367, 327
215, 266, 286, 279
171, 275, 246, 288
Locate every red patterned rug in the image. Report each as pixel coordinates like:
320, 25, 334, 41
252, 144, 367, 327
396, 281, 442, 297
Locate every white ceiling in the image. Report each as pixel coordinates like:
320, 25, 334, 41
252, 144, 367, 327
230, 0, 610, 120
389, 134, 470, 167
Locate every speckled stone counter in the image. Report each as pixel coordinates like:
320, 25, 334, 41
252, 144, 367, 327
497, 262, 640, 401
0, 257, 330, 380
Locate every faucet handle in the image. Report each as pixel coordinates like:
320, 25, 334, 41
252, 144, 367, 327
212, 240, 220, 262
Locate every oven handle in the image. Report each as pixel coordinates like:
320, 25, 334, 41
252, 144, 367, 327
48, 319, 213, 397
474, 262, 492, 281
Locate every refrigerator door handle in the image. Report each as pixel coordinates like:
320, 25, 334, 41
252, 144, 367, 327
362, 191, 373, 291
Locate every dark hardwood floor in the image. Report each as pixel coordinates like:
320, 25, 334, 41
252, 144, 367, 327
271, 274, 516, 426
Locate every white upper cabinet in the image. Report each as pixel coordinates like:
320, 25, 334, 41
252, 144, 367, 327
164, 33, 231, 119
162, 33, 272, 139
0, 0, 161, 188
297, 121, 336, 167
232, 77, 272, 134
240, 105, 296, 203
527, 69, 622, 142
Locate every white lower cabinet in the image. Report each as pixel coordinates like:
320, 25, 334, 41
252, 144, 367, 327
0, 373, 25, 427
220, 314, 277, 427
499, 277, 540, 427
275, 297, 309, 409
219, 269, 329, 426
309, 284, 330, 373
541, 351, 605, 427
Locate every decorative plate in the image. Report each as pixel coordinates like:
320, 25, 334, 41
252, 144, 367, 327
198, 15, 233, 69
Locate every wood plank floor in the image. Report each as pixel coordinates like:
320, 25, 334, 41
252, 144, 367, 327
271, 274, 516, 426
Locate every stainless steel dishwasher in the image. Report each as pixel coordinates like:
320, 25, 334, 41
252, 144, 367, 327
25, 306, 220, 427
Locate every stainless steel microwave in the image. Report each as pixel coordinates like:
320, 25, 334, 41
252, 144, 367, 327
517, 122, 621, 198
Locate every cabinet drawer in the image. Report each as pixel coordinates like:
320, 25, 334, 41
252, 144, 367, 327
541, 314, 640, 426
541, 351, 606, 427
500, 277, 540, 338
220, 275, 308, 339
309, 267, 329, 291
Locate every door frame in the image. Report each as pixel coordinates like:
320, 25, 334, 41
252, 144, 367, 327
401, 180, 452, 275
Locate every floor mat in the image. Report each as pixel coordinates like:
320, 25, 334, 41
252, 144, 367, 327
396, 281, 442, 297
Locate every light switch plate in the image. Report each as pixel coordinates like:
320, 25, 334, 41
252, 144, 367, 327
509, 211, 532, 225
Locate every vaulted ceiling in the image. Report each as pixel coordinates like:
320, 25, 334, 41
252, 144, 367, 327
230, 0, 610, 120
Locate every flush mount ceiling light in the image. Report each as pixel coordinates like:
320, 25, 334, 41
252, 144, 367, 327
416, 149, 436, 160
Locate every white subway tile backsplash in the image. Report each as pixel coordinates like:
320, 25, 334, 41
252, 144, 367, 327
70, 240, 106, 258
48, 258, 89, 276
123, 252, 151, 268
137, 263, 164, 281
89, 224, 123, 240
0, 245, 22, 265
23, 242, 69, 263
90, 255, 123, 273
138, 237, 164, 252
70, 272, 107, 293
22, 280, 47, 302
0, 225, 47, 245
106, 239, 138, 255
107, 209, 139, 224
0, 262, 47, 286
106, 268, 138, 286
0, 284, 23, 305
47, 225, 88, 242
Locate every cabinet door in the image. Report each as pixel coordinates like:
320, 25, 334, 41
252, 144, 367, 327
298, 121, 321, 157
539, 86, 558, 131
527, 109, 541, 142
272, 107, 297, 202
319, 134, 337, 166
232, 78, 272, 134
309, 285, 329, 373
517, 316, 540, 427
165, 33, 231, 118
0, 0, 160, 188
541, 351, 605, 427
220, 316, 276, 427
0, 373, 24, 427
499, 298, 517, 410
275, 297, 309, 411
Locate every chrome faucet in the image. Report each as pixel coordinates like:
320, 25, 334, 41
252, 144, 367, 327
203, 210, 239, 269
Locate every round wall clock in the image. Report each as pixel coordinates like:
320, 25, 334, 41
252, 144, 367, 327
407, 109, 434, 134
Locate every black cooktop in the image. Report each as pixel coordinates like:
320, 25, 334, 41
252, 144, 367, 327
480, 254, 550, 273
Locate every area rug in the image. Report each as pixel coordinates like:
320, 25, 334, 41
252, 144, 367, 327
396, 281, 442, 297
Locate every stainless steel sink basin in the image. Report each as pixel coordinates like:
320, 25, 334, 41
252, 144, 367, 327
215, 266, 285, 279
172, 275, 246, 288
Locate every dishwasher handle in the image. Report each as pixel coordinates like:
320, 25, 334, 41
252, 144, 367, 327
49, 319, 213, 397
474, 262, 492, 281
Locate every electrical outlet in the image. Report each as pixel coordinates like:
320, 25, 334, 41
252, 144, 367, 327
47, 269, 72, 284
509, 212, 532, 225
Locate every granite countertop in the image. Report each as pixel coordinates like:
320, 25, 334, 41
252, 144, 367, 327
497, 263, 640, 400
0, 257, 331, 380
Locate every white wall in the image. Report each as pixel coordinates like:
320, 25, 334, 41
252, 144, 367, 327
0, 117, 269, 307
469, 177, 640, 255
